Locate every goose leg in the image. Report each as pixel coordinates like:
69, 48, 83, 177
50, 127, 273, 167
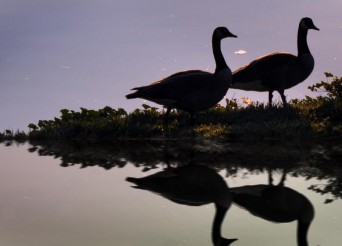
279, 90, 287, 107
268, 91, 274, 107
278, 168, 287, 186
163, 107, 171, 130
268, 168, 274, 185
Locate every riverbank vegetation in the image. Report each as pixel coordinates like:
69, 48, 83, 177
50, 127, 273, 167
1, 73, 341, 141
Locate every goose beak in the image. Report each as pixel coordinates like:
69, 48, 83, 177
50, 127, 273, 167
230, 33, 238, 38
228, 238, 238, 244
226, 29, 237, 38
312, 24, 319, 31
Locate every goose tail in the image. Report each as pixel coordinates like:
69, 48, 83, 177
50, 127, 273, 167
126, 86, 147, 99
126, 176, 162, 191
126, 177, 139, 184
125, 92, 138, 99
126, 177, 143, 189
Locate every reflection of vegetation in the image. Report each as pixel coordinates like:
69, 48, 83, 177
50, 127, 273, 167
293, 154, 342, 204
1, 73, 341, 140
308, 177, 342, 204
0, 129, 26, 141
21, 138, 342, 203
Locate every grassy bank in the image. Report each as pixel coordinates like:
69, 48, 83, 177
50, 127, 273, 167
1, 73, 341, 141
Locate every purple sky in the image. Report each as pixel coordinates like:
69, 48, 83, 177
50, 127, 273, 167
0, 0, 341, 131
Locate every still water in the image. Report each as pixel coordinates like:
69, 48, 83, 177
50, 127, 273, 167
0, 139, 341, 246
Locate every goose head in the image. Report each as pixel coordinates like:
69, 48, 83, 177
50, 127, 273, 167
300, 17, 319, 31
214, 27, 238, 40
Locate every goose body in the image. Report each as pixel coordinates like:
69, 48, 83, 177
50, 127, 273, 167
231, 17, 319, 106
126, 165, 237, 246
126, 27, 237, 126
231, 171, 314, 246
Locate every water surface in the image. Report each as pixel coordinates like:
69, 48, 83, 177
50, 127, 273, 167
0, 139, 341, 246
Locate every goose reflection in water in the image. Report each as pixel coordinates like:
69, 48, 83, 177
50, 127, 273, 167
231, 169, 315, 246
126, 165, 237, 246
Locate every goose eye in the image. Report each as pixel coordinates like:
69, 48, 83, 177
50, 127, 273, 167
300, 20, 308, 29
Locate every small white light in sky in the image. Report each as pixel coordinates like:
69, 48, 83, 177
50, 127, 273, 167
168, 28, 172, 32
170, 14, 174, 18
162, 68, 166, 71
60, 65, 71, 69
24, 77, 29, 80
235, 50, 247, 55
333, 57, 337, 60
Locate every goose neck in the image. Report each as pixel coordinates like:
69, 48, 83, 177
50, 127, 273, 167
212, 35, 228, 73
297, 220, 311, 246
297, 25, 310, 56
212, 203, 228, 245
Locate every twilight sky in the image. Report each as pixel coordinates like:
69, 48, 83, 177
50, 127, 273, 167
0, 0, 341, 131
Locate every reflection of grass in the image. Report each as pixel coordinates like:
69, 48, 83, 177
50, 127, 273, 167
22, 138, 342, 203
0, 129, 26, 141
1, 73, 341, 140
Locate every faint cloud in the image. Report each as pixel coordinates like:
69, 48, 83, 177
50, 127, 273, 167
235, 50, 247, 55
60, 65, 71, 69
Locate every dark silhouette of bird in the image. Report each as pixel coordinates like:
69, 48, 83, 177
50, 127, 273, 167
126, 165, 237, 246
231, 169, 314, 246
126, 27, 237, 127
231, 17, 319, 106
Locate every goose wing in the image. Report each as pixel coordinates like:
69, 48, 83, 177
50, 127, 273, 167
126, 165, 228, 206
130, 70, 214, 106
233, 52, 297, 90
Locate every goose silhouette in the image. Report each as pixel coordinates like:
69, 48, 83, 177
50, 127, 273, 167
231, 17, 319, 106
126, 27, 237, 127
231, 170, 314, 246
126, 165, 237, 246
